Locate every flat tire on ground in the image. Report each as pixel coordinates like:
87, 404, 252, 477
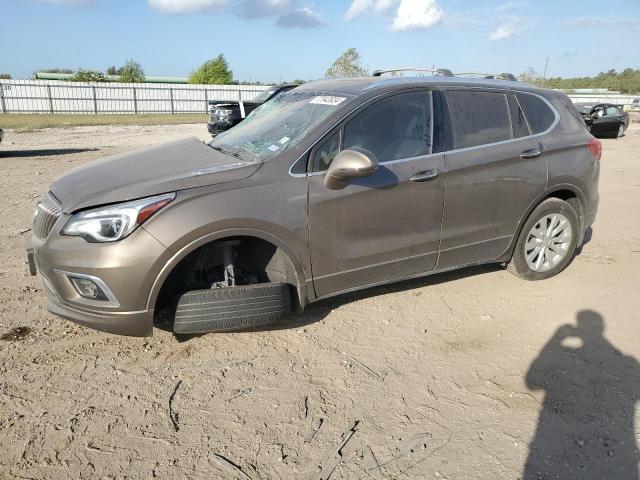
173, 282, 291, 334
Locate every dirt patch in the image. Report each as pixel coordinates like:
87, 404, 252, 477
0, 123, 639, 479
0, 326, 32, 342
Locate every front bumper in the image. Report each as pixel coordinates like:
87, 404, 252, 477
27, 222, 171, 336
44, 284, 154, 336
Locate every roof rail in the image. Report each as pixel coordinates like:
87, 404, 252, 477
372, 67, 454, 77
454, 72, 518, 81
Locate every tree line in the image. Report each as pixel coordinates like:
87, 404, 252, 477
520, 67, 640, 94
16, 50, 639, 94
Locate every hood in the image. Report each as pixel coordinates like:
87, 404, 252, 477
208, 101, 259, 109
50, 137, 261, 213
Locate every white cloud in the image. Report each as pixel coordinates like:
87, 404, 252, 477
391, 0, 443, 31
148, 0, 326, 28
345, 0, 394, 20
345, 0, 372, 20
489, 15, 528, 41
148, 0, 228, 13
346, 0, 443, 31
496, 1, 528, 13
275, 7, 327, 28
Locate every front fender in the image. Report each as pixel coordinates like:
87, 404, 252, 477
143, 226, 311, 312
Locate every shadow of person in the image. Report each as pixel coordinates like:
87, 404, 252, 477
523, 310, 640, 479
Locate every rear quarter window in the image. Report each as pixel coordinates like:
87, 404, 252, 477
445, 90, 512, 149
515, 92, 556, 134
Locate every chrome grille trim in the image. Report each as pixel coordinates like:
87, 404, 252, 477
33, 192, 62, 240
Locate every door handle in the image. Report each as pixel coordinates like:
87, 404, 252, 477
520, 148, 542, 159
410, 169, 439, 182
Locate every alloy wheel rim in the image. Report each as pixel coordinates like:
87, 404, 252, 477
524, 213, 573, 272
619, 125, 624, 137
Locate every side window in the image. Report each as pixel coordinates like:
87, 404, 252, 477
604, 106, 620, 116
312, 130, 340, 172
515, 92, 556, 133
446, 91, 512, 149
507, 93, 531, 138
342, 91, 432, 163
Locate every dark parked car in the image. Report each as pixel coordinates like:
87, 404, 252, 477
0, 128, 3, 144
576, 102, 629, 138
207, 84, 298, 135
28, 71, 600, 336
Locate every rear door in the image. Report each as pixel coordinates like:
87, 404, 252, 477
307, 90, 446, 297
437, 89, 548, 269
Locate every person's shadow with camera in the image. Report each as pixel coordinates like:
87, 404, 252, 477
523, 310, 640, 479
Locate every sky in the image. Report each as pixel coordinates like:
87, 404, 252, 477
1, 0, 639, 83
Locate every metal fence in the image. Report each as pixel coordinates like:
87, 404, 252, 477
0, 80, 269, 114
1, 79, 637, 115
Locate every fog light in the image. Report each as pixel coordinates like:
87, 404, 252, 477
70, 276, 106, 300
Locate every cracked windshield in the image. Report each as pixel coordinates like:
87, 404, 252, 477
209, 91, 350, 162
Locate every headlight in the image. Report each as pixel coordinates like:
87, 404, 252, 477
215, 109, 233, 117
61, 193, 175, 242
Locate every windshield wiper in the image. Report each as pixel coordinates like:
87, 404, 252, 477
211, 145, 242, 159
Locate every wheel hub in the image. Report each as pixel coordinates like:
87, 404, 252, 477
524, 213, 573, 272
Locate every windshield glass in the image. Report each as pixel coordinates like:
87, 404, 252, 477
209, 90, 350, 162
251, 88, 277, 104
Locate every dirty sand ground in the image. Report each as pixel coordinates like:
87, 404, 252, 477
0, 123, 639, 479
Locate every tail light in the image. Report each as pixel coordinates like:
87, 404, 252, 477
588, 138, 602, 161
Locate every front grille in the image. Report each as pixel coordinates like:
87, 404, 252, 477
33, 192, 62, 240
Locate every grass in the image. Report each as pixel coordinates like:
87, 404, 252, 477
0, 113, 208, 130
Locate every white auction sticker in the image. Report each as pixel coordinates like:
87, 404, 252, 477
268, 144, 280, 152
309, 95, 347, 106
278, 136, 290, 144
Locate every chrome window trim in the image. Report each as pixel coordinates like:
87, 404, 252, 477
53, 269, 121, 307
288, 88, 559, 178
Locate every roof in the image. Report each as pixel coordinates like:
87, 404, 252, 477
295, 75, 540, 96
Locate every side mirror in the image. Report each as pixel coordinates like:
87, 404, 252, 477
324, 148, 379, 190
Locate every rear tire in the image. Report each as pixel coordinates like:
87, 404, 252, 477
507, 198, 579, 280
173, 282, 291, 334
617, 124, 625, 138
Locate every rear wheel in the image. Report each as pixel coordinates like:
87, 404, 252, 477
617, 124, 625, 138
508, 198, 579, 280
173, 282, 291, 334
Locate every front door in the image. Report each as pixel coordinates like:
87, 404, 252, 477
307, 90, 446, 298
590, 105, 622, 137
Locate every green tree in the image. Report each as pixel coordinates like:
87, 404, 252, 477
189, 55, 233, 85
325, 48, 368, 78
118, 60, 145, 83
518, 67, 543, 86
69, 69, 108, 82
0, 73, 11, 80
106, 66, 119, 75
532, 68, 640, 94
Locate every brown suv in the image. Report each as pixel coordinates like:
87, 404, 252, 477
27, 73, 601, 336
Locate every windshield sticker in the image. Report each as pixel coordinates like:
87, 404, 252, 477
309, 95, 347, 106
278, 136, 290, 145
268, 144, 280, 152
